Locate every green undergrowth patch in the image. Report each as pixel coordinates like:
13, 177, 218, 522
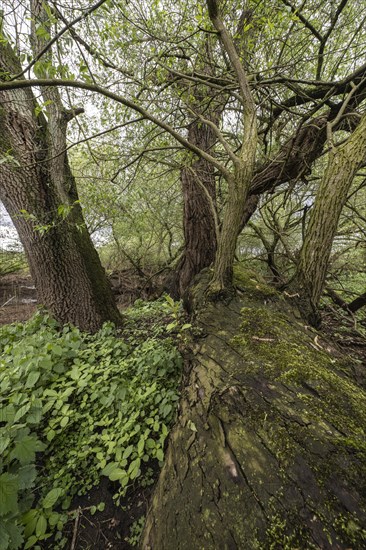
0, 251, 27, 277
0, 299, 183, 549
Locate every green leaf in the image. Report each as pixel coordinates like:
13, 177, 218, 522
35, 515, 47, 537
4, 520, 24, 549
161, 404, 172, 417
42, 487, 63, 509
156, 448, 164, 462
60, 416, 69, 428
23, 510, 38, 538
109, 468, 127, 482
70, 366, 80, 380
10, 436, 45, 465
25, 371, 40, 389
137, 437, 145, 455
27, 406, 42, 425
24, 535, 38, 549
97, 502, 105, 512
0, 436, 10, 455
48, 512, 60, 527
0, 405, 15, 423
0, 473, 19, 515
46, 429, 56, 442
101, 462, 119, 477
17, 464, 37, 490
14, 403, 31, 423
0, 521, 10, 550
122, 445, 134, 459
51, 344, 63, 356
128, 458, 141, 474
145, 438, 155, 449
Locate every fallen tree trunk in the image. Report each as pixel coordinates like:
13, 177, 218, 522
142, 269, 366, 549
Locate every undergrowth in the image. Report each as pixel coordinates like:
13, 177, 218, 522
0, 297, 184, 549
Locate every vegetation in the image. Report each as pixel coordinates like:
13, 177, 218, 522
0, 301, 182, 549
0, 252, 26, 278
0, 0, 366, 548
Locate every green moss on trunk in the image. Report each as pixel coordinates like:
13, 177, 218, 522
142, 267, 366, 550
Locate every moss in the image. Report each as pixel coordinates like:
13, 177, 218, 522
266, 512, 318, 550
233, 265, 279, 299
230, 305, 366, 458
333, 512, 366, 547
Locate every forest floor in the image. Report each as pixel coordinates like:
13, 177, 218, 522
1, 270, 366, 548
0, 270, 169, 549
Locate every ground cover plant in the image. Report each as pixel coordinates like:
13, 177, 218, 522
0, 299, 183, 549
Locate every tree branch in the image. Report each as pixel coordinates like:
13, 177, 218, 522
0, 77, 232, 181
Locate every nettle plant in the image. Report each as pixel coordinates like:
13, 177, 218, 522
0, 301, 183, 549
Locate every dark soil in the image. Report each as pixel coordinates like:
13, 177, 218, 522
63, 474, 158, 550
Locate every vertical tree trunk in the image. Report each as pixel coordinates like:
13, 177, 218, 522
172, 119, 218, 297
209, 135, 257, 295
206, 0, 258, 295
295, 113, 366, 325
0, 24, 121, 332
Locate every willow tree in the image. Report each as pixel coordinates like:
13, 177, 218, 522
295, 110, 366, 325
0, 5, 121, 331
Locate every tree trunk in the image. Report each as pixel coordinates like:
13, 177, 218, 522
142, 269, 366, 549
172, 119, 218, 297
0, 30, 121, 332
295, 113, 366, 325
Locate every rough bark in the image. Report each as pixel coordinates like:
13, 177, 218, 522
142, 269, 366, 549
0, 29, 121, 331
207, 2, 258, 294
173, 46, 224, 297
242, 93, 366, 229
171, 107, 219, 298
295, 113, 366, 325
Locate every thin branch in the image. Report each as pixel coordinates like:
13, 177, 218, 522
11, 0, 108, 80
0, 77, 232, 181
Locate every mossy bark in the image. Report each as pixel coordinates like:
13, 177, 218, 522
295, 113, 366, 325
142, 270, 366, 549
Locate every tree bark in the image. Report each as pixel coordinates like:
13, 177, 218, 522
142, 270, 366, 549
169, 63, 219, 297
0, 28, 121, 331
206, 2, 258, 294
295, 113, 366, 325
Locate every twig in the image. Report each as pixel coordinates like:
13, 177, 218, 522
70, 507, 81, 550
1, 296, 15, 308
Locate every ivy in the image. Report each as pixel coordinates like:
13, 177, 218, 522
0, 301, 182, 548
